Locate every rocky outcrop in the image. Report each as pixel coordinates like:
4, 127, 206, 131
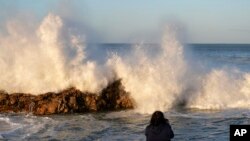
0, 79, 134, 115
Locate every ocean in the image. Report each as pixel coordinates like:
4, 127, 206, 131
1, 43, 250, 141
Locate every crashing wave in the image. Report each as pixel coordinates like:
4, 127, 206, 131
1, 13, 250, 114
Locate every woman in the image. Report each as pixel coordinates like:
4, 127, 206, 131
145, 111, 174, 141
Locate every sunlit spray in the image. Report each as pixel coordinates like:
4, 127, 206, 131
1, 14, 250, 114
0, 14, 108, 94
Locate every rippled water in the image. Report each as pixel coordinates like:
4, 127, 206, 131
1, 109, 250, 141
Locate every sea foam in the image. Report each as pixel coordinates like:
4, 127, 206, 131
1, 14, 250, 113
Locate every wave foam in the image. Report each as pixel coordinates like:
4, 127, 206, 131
0, 14, 109, 94
1, 14, 250, 113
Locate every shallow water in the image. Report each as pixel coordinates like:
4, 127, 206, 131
1, 109, 250, 141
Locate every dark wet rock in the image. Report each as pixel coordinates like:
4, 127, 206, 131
0, 90, 9, 105
98, 79, 134, 110
0, 79, 134, 115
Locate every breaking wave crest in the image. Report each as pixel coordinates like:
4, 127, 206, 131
1, 13, 250, 114
0, 14, 109, 94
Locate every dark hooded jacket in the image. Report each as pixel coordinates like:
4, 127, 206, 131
145, 121, 174, 141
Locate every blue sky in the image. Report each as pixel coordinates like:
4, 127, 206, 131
0, 0, 250, 43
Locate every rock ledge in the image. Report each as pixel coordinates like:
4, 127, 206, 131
0, 79, 134, 115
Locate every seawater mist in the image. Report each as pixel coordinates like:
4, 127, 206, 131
107, 28, 250, 113
107, 26, 189, 113
0, 14, 109, 94
1, 14, 250, 114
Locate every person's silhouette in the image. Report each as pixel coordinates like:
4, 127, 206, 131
145, 111, 174, 141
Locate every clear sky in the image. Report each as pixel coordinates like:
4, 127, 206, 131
0, 0, 250, 43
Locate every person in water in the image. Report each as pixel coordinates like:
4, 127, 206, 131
145, 111, 174, 141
